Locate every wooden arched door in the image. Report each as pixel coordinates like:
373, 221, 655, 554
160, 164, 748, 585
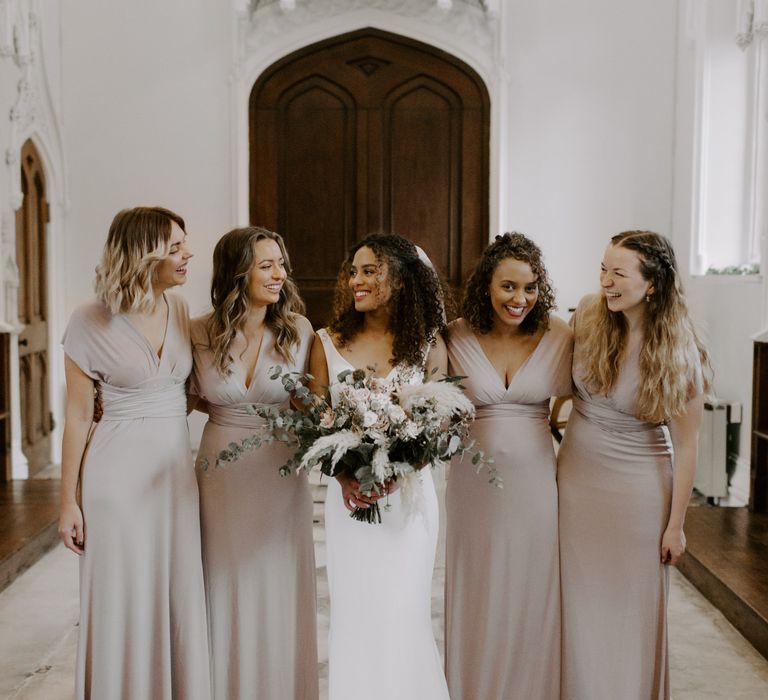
15, 139, 52, 475
249, 28, 489, 324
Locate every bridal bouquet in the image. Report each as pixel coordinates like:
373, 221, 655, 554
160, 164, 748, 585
208, 366, 494, 523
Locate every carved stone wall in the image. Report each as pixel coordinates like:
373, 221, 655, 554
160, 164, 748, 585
0, 0, 65, 327
240, 0, 496, 57
0, 0, 65, 476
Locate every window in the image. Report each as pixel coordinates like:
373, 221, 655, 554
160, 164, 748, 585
690, 0, 767, 275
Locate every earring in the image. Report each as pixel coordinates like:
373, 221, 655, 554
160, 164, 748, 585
645, 294, 650, 303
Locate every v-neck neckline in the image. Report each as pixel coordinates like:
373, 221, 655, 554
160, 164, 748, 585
468, 322, 548, 392
236, 325, 270, 393
122, 294, 171, 364
322, 330, 399, 381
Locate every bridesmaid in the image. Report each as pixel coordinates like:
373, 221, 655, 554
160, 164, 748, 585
444, 232, 572, 700
558, 231, 709, 700
190, 227, 318, 700
57, 206, 210, 699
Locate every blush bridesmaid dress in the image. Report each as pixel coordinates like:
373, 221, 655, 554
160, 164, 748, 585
62, 294, 210, 700
444, 316, 572, 700
558, 296, 702, 700
191, 314, 318, 700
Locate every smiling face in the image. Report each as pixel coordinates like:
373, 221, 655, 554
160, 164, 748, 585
248, 238, 287, 308
348, 245, 393, 312
488, 257, 539, 331
600, 244, 653, 314
154, 222, 192, 291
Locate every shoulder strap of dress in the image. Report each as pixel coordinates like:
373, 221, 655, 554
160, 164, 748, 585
316, 328, 336, 357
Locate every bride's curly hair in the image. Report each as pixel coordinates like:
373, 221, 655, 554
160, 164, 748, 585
462, 232, 555, 335
204, 227, 305, 375
328, 234, 446, 367
577, 230, 711, 422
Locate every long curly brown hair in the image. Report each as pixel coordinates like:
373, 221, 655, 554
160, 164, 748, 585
204, 227, 305, 375
328, 234, 446, 367
462, 232, 555, 335
578, 230, 712, 422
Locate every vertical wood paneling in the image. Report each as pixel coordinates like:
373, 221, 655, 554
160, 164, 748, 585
15, 140, 51, 474
249, 29, 489, 326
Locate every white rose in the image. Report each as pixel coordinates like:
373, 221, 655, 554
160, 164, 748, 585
362, 411, 378, 428
388, 405, 407, 423
352, 388, 371, 403
401, 420, 421, 439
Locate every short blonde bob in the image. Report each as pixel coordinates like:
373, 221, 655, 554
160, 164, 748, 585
94, 206, 185, 314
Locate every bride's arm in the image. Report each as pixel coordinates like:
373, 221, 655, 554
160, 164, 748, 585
308, 332, 377, 511
425, 334, 448, 380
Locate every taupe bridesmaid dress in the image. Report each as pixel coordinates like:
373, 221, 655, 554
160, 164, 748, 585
558, 296, 702, 700
191, 314, 318, 700
62, 294, 210, 700
444, 317, 573, 700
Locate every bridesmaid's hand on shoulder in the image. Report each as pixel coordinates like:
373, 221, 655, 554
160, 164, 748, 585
58, 502, 85, 555
660, 526, 686, 566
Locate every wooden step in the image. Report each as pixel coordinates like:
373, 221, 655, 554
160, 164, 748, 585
0, 479, 60, 593
678, 505, 768, 661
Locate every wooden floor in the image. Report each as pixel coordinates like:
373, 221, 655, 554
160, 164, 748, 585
678, 505, 768, 661
0, 479, 60, 593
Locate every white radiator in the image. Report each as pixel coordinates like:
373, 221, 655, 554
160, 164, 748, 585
694, 400, 742, 501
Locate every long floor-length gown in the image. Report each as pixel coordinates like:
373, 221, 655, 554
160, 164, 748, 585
191, 315, 318, 700
62, 294, 210, 700
444, 317, 573, 700
558, 296, 702, 700
317, 329, 449, 700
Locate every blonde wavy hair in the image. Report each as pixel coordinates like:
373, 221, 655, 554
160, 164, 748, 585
94, 206, 184, 314
203, 227, 306, 375
577, 231, 711, 423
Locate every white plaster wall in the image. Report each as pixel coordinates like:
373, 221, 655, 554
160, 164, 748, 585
501, 0, 678, 313
59, 0, 234, 319
53, 0, 683, 447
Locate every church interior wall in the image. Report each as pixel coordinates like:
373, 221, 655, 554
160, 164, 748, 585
0, 0, 762, 468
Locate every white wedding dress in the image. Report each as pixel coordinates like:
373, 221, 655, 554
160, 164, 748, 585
317, 329, 449, 700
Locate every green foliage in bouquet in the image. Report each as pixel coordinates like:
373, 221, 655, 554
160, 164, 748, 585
199, 365, 497, 524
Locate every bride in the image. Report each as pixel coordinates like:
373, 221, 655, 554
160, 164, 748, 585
309, 234, 450, 700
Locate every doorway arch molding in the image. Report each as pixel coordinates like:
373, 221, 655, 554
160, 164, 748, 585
232, 1, 506, 238
0, 0, 67, 476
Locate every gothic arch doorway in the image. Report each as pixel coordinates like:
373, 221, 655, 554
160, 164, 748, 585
15, 139, 52, 476
249, 28, 490, 324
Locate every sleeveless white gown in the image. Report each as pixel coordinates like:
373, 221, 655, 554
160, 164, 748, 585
317, 330, 449, 700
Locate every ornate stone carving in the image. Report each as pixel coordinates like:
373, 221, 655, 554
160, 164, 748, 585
0, 0, 33, 66
4, 3, 62, 211
0, 211, 19, 330
1, 0, 65, 330
737, 0, 768, 48
241, 0, 494, 53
